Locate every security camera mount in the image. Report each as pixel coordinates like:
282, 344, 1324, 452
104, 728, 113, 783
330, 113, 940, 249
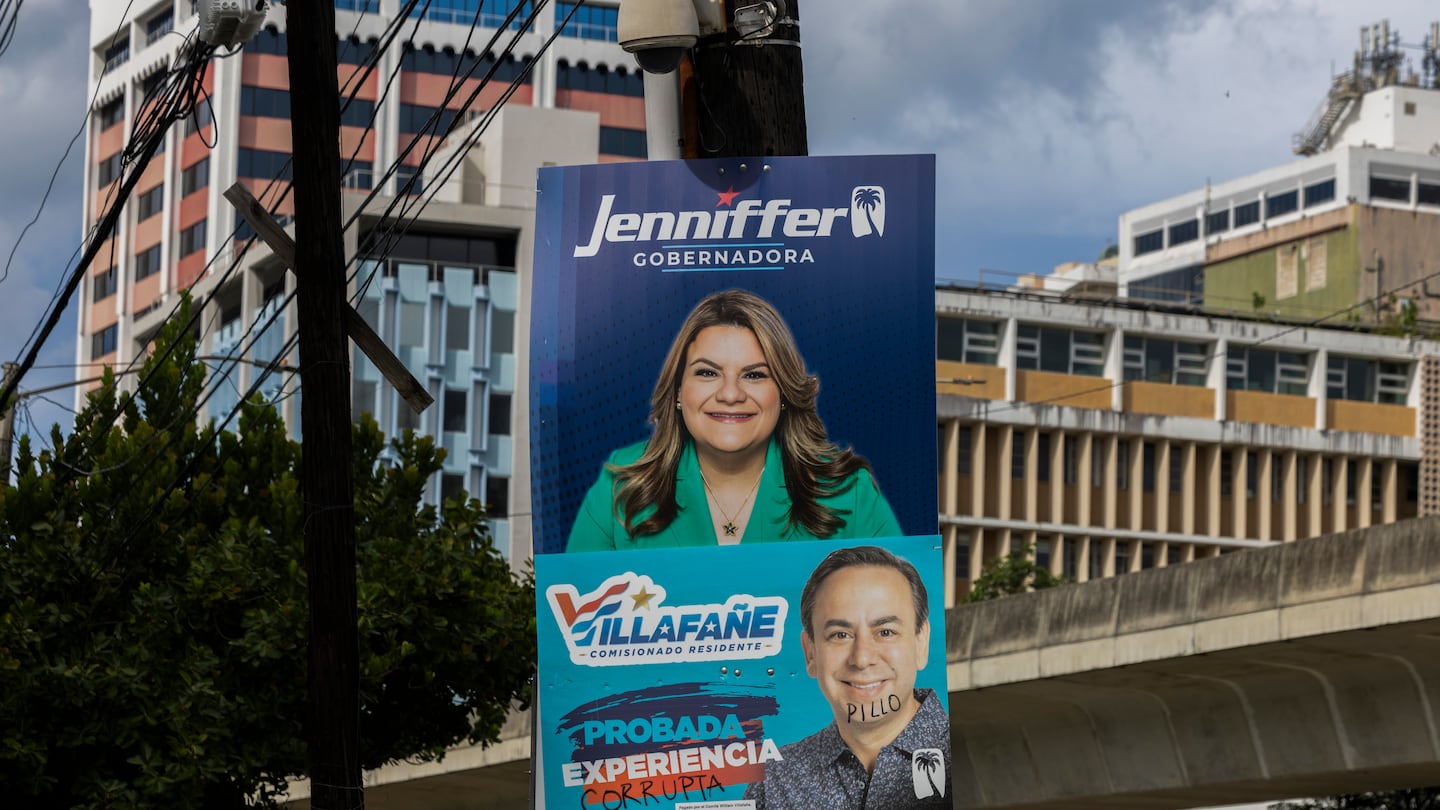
197, 0, 269, 49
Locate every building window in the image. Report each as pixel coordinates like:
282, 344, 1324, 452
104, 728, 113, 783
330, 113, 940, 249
138, 70, 168, 104
1123, 336, 1207, 386
341, 160, 374, 191
1133, 229, 1163, 256
1205, 209, 1230, 235
443, 388, 467, 433
1226, 346, 1309, 396
1266, 190, 1299, 219
1142, 442, 1156, 492
1326, 356, 1408, 405
1234, 200, 1260, 227
1167, 218, 1199, 246
400, 102, 464, 135
1370, 175, 1410, 202
336, 0, 381, 13
337, 34, 379, 64
340, 97, 376, 128
237, 148, 293, 181
1063, 436, 1077, 485
1016, 325, 1104, 377
599, 126, 647, 158
249, 27, 287, 56
1304, 178, 1336, 207
1296, 455, 1308, 504
96, 153, 123, 187
182, 158, 209, 196
184, 100, 213, 135
486, 475, 510, 518
1419, 182, 1440, 207
134, 245, 162, 280
936, 318, 999, 365
491, 308, 515, 354
239, 85, 290, 118
556, 59, 644, 96
1220, 450, 1234, 497
91, 324, 118, 356
136, 184, 164, 221
957, 426, 973, 476
441, 473, 466, 502
103, 38, 130, 72
97, 98, 124, 130
1169, 446, 1183, 493
409, 0, 534, 29
1010, 438, 1024, 480
400, 41, 531, 82
557, 2, 618, 41
146, 8, 174, 43
395, 165, 424, 195
92, 267, 117, 302
489, 392, 512, 436
179, 220, 207, 257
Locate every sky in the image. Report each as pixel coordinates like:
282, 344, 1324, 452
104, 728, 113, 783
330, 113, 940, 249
1, 0, 1438, 443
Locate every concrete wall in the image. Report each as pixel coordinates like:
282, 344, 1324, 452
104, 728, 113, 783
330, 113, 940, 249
945, 517, 1440, 809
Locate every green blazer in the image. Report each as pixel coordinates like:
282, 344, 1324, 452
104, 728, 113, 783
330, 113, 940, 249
565, 439, 903, 552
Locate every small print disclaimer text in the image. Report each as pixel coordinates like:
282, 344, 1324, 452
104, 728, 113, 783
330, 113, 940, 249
675, 802, 756, 810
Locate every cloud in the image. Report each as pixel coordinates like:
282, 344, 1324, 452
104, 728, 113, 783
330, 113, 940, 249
0, 0, 92, 440
802, 0, 1440, 275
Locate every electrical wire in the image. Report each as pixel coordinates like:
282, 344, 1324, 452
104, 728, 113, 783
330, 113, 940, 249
0, 0, 21, 59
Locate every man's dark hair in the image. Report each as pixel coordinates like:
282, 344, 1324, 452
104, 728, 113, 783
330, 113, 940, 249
800, 545, 929, 638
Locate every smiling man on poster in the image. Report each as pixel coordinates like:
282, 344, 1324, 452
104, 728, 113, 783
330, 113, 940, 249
744, 545, 950, 808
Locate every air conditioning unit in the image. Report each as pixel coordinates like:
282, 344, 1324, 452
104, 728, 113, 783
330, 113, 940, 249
197, 0, 268, 49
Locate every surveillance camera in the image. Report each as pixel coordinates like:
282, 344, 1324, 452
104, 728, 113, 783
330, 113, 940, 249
617, 0, 699, 75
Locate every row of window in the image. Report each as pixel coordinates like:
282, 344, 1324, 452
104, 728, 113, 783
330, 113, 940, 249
557, 2, 618, 42
409, 0, 535, 29
557, 60, 644, 97
400, 43, 532, 84
1370, 174, 1440, 206
599, 126, 647, 158
1134, 177, 1339, 256
239, 85, 376, 128
938, 318, 1409, 402
248, 28, 378, 66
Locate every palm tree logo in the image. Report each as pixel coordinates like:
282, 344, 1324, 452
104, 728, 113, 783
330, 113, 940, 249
911, 748, 945, 799
850, 186, 886, 238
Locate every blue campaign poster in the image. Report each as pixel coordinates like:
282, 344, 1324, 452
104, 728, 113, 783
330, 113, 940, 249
535, 536, 950, 808
528, 155, 938, 556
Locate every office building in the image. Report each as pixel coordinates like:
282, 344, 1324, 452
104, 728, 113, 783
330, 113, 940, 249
81, 0, 638, 559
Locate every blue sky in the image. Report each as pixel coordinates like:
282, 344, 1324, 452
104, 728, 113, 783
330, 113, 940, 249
1, 0, 1438, 442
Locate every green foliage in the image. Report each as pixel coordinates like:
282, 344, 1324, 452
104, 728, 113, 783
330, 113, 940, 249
1098, 243, 1118, 261
1271, 788, 1440, 809
962, 544, 1071, 603
0, 299, 535, 808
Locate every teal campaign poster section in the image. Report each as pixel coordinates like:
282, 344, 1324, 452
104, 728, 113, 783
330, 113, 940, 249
535, 536, 948, 808
528, 155, 937, 555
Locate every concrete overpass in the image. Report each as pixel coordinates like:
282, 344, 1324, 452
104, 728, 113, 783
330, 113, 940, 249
947, 516, 1440, 809
287, 517, 1440, 808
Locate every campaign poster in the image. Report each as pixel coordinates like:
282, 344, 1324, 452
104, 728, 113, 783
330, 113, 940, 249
535, 536, 950, 808
528, 155, 937, 556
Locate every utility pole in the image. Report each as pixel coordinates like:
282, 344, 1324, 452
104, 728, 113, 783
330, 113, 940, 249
285, 2, 362, 807
0, 362, 16, 483
690, 0, 807, 157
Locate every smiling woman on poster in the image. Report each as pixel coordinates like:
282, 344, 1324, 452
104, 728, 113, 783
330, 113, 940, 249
566, 289, 901, 552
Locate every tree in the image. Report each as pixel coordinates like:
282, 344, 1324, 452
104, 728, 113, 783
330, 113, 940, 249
1272, 789, 1440, 809
0, 304, 536, 808
962, 544, 1070, 603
